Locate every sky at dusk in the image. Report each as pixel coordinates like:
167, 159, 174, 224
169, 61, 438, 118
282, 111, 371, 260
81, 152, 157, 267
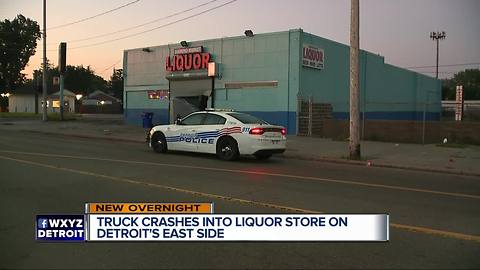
1, 0, 479, 80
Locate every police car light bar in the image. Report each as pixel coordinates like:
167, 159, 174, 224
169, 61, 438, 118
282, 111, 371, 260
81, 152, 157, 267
205, 108, 235, 112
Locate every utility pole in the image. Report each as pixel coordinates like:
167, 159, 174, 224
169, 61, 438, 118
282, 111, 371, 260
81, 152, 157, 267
429, 31, 446, 79
42, 0, 48, 121
349, 0, 360, 159
59, 42, 67, 121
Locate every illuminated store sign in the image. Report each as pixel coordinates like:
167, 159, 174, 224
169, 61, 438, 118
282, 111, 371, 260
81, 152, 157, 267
166, 52, 211, 72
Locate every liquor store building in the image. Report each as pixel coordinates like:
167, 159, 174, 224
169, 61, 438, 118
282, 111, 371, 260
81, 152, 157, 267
123, 29, 441, 134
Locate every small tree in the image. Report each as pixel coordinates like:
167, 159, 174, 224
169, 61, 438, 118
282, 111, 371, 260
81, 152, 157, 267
442, 69, 480, 100
108, 69, 123, 101
0, 15, 41, 91
32, 64, 108, 96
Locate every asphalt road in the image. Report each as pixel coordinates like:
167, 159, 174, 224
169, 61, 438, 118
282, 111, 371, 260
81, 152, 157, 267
0, 130, 479, 269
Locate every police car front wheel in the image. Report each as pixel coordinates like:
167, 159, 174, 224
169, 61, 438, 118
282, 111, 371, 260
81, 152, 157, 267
216, 137, 239, 161
151, 132, 168, 153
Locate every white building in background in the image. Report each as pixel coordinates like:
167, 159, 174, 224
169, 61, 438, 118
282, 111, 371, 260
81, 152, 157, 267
8, 84, 78, 113
47, 89, 76, 113
8, 94, 36, 113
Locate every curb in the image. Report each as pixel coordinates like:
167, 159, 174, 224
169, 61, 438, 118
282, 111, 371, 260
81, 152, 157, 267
17, 129, 480, 178
281, 153, 480, 177
23, 130, 144, 144
360, 162, 480, 177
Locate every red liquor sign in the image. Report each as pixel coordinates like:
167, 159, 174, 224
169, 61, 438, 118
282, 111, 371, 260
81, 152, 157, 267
302, 44, 324, 70
166, 52, 211, 72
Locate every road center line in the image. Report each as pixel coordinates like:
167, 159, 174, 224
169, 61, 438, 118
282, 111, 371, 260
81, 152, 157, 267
0, 156, 314, 214
1, 155, 480, 243
1, 149, 479, 200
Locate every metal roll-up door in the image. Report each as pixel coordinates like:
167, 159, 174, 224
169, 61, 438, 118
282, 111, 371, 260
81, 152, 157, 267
169, 79, 212, 98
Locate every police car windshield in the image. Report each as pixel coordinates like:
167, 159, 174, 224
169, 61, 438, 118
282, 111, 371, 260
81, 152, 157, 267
227, 113, 268, 124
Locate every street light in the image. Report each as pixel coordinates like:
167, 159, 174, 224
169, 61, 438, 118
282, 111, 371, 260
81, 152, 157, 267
429, 31, 446, 79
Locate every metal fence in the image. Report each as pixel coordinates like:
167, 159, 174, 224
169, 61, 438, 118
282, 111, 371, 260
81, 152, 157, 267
442, 100, 480, 122
296, 96, 447, 144
296, 96, 333, 136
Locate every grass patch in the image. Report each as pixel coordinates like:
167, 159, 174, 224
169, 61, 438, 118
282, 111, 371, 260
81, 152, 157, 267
0, 112, 80, 121
47, 113, 80, 121
436, 143, 468, 149
0, 112, 41, 118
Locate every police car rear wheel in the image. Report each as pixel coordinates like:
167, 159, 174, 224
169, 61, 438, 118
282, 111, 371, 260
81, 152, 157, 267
151, 132, 167, 153
217, 137, 239, 161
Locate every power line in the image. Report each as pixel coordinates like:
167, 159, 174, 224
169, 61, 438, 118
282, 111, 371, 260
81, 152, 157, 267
47, 0, 141, 30
418, 71, 456, 74
405, 62, 480, 69
50, 0, 219, 44
41, 0, 237, 52
3, 0, 218, 52
66, 0, 238, 50
98, 59, 122, 75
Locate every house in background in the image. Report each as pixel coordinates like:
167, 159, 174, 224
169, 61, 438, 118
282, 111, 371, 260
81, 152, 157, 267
80, 90, 122, 114
8, 83, 79, 113
7, 83, 39, 113
47, 89, 77, 113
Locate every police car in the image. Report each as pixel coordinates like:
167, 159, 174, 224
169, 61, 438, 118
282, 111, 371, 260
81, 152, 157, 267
148, 109, 286, 161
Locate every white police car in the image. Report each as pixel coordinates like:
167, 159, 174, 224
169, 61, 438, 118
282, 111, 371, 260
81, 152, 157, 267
148, 109, 286, 161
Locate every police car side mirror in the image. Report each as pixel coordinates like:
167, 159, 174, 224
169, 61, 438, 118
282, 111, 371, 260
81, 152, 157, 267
175, 119, 182, 125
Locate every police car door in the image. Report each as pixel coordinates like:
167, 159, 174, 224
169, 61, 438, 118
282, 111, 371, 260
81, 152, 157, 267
174, 112, 206, 152
197, 113, 227, 154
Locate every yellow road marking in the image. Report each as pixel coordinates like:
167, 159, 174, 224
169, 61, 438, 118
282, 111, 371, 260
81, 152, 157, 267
1, 155, 480, 243
390, 223, 480, 242
1, 149, 479, 200
0, 156, 316, 214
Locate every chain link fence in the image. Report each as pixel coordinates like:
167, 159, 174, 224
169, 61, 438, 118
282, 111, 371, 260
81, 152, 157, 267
296, 96, 451, 144
442, 101, 480, 122
296, 96, 333, 136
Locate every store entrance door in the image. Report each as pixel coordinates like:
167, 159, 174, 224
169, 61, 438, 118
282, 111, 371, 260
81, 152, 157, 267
169, 78, 212, 122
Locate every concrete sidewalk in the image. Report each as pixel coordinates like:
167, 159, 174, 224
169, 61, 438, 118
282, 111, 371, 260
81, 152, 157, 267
1, 118, 480, 176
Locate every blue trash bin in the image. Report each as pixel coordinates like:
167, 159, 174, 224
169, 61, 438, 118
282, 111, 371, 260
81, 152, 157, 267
142, 112, 154, 128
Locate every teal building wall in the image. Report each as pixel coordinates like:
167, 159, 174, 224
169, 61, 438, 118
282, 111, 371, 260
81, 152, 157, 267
299, 31, 441, 121
212, 30, 300, 133
123, 29, 441, 134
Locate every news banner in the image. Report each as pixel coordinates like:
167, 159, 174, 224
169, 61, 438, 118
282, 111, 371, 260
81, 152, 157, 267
36, 203, 389, 242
